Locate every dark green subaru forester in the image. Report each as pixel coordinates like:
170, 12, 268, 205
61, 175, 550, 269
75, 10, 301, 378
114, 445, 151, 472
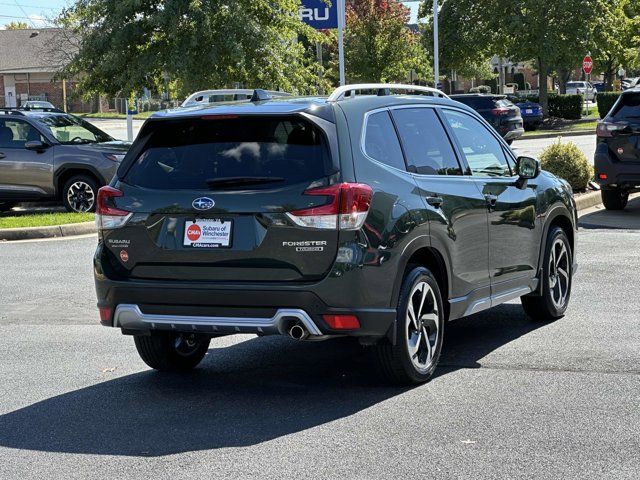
94, 84, 577, 385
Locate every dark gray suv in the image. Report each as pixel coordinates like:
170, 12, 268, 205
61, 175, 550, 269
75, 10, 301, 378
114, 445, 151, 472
94, 84, 577, 385
0, 109, 129, 213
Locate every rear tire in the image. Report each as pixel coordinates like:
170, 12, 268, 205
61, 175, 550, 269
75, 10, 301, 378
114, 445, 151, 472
134, 333, 210, 371
374, 267, 444, 385
601, 188, 628, 210
62, 175, 99, 213
506, 139, 514, 145
521, 226, 572, 321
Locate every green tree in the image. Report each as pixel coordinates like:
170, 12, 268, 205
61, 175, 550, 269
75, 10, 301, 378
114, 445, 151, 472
420, 0, 605, 115
342, 0, 431, 83
56, 0, 324, 97
592, 0, 640, 90
5, 21, 29, 29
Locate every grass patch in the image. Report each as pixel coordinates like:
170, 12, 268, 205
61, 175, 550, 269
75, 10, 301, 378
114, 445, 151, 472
72, 111, 155, 120
0, 212, 94, 229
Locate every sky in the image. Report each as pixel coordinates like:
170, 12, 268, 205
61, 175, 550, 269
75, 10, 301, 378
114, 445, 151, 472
0, 1, 422, 29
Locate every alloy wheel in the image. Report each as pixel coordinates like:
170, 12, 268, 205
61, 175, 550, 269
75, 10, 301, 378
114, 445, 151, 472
406, 281, 440, 372
548, 238, 570, 309
66, 181, 95, 212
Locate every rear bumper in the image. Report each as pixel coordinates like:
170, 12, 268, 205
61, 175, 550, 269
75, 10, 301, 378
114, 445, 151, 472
522, 115, 543, 126
97, 282, 396, 338
594, 148, 640, 190
501, 126, 525, 140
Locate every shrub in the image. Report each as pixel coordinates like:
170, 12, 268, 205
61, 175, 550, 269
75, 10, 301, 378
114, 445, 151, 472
597, 92, 621, 118
539, 139, 592, 191
469, 85, 491, 94
549, 94, 583, 119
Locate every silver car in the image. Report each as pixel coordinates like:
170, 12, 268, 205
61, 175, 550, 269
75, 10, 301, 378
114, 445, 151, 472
0, 109, 129, 213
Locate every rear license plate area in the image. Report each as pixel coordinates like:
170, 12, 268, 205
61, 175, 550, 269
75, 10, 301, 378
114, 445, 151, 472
184, 219, 232, 248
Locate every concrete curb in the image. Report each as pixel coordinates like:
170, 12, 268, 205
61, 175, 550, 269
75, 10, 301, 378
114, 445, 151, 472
517, 130, 595, 141
0, 221, 96, 242
574, 190, 603, 212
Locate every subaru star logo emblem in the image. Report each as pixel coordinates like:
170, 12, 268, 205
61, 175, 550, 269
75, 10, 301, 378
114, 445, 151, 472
192, 197, 215, 210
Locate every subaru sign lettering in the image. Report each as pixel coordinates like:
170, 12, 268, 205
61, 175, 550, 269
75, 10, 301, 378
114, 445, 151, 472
192, 197, 215, 210
299, 0, 338, 29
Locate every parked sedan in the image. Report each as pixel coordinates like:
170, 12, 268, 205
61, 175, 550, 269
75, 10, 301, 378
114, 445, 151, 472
21, 100, 56, 110
508, 96, 543, 130
451, 94, 524, 143
565, 81, 597, 101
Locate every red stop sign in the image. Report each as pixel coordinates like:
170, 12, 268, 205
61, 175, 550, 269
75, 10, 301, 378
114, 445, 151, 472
583, 56, 593, 75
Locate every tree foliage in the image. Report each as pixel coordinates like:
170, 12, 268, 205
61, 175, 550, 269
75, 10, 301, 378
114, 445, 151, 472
342, 0, 431, 83
4, 21, 29, 29
56, 0, 326, 97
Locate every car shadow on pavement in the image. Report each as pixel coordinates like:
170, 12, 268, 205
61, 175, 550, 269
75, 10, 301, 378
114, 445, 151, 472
0, 304, 547, 457
579, 197, 640, 230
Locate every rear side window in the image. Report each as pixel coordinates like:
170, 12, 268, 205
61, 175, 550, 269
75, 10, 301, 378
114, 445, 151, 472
124, 116, 335, 189
391, 108, 462, 175
363, 111, 406, 170
610, 93, 640, 121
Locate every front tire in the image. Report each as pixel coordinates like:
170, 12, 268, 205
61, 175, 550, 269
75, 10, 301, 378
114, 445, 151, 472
601, 187, 628, 211
134, 333, 210, 371
374, 267, 445, 385
521, 226, 572, 321
62, 175, 99, 212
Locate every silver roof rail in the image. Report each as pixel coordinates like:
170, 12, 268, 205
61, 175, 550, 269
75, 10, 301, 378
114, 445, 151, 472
327, 83, 449, 102
181, 89, 292, 107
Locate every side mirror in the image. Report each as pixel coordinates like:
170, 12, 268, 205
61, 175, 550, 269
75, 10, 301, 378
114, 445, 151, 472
25, 140, 48, 152
515, 156, 540, 188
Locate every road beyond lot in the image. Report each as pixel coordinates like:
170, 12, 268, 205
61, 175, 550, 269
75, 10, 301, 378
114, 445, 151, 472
0, 201, 639, 479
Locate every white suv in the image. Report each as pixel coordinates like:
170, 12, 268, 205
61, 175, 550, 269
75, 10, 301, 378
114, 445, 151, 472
565, 81, 597, 102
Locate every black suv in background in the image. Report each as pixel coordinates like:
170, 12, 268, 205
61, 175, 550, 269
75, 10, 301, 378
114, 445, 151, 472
451, 94, 524, 144
94, 84, 577, 385
595, 87, 640, 209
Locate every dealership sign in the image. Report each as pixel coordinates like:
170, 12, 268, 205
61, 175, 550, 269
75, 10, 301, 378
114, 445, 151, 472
299, 0, 338, 29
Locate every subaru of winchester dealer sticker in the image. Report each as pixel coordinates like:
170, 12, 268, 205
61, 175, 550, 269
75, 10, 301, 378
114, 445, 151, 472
184, 219, 232, 248
192, 197, 215, 210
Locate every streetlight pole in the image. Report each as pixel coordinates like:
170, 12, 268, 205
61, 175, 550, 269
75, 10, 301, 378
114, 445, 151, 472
433, 0, 439, 88
338, 0, 346, 86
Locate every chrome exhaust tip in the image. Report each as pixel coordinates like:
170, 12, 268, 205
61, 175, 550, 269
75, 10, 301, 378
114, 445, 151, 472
288, 323, 309, 341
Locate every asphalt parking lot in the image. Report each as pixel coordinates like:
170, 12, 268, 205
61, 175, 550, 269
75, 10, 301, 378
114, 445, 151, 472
0, 201, 639, 479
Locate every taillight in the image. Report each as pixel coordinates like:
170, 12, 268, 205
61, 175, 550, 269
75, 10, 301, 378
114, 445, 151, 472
491, 108, 510, 116
287, 182, 373, 230
596, 121, 626, 138
96, 186, 131, 230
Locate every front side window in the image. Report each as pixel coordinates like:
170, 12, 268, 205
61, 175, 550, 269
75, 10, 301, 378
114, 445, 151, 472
442, 109, 512, 177
0, 119, 44, 148
391, 108, 462, 175
363, 110, 406, 170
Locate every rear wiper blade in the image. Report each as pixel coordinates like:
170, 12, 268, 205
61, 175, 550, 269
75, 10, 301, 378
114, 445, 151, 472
205, 176, 285, 188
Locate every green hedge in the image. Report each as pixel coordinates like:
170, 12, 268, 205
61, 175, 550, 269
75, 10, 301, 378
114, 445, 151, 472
521, 93, 582, 119
597, 92, 621, 119
540, 140, 592, 191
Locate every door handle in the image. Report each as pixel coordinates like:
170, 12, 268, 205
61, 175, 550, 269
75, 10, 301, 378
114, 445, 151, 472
426, 196, 444, 208
485, 194, 498, 209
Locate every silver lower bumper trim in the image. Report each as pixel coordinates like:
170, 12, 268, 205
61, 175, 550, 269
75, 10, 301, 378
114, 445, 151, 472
113, 304, 323, 336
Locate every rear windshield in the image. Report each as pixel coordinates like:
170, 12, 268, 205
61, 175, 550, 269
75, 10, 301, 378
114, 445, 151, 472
610, 93, 640, 121
123, 116, 335, 190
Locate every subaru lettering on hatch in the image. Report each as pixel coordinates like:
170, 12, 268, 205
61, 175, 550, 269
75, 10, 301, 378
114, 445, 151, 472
192, 197, 215, 210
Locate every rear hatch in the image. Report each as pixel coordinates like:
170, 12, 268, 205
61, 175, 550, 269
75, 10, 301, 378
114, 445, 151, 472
101, 114, 342, 282
600, 91, 640, 163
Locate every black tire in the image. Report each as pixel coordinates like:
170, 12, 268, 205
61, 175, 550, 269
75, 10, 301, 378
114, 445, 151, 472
374, 266, 445, 385
521, 226, 572, 321
0, 202, 17, 213
62, 175, 99, 213
601, 188, 628, 211
134, 333, 211, 372
506, 139, 514, 145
